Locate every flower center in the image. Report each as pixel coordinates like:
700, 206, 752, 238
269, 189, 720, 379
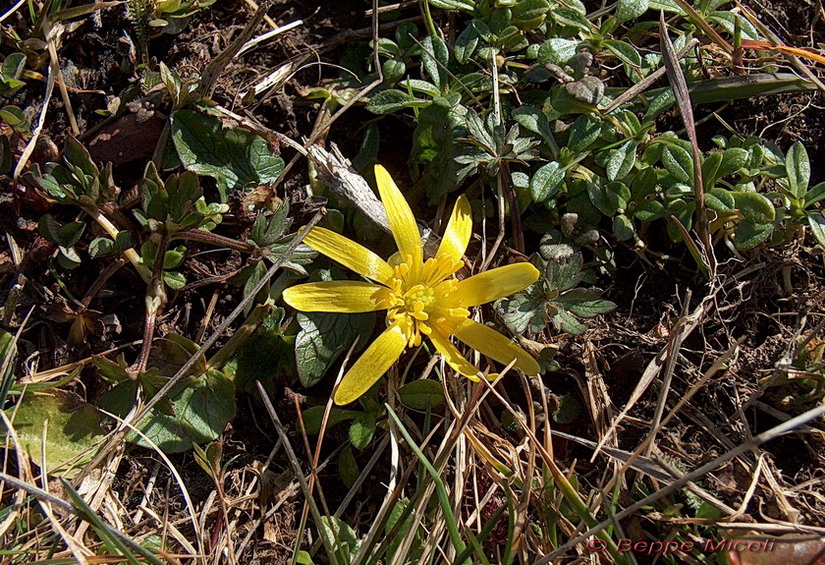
384, 255, 470, 347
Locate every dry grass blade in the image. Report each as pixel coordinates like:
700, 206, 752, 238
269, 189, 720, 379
38, 422, 92, 565
0, 0, 26, 23
738, 2, 825, 92
592, 291, 716, 458
642, 289, 693, 459
671, 0, 733, 54
196, 0, 276, 98
537, 400, 825, 564
603, 39, 699, 113
0, 469, 172, 563
659, 11, 715, 276
97, 408, 205, 558
255, 381, 339, 563
12, 45, 56, 179
306, 145, 391, 233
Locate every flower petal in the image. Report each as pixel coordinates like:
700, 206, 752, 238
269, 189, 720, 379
453, 319, 540, 376
283, 281, 389, 313
435, 195, 472, 265
334, 323, 407, 405
429, 330, 483, 381
374, 164, 422, 268
303, 226, 394, 284
454, 262, 540, 307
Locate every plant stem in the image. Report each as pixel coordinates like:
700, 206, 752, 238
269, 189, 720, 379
129, 233, 169, 379
83, 206, 152, 283
172, 229, 255, 253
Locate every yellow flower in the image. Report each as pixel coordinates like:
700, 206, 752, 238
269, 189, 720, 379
283, 165, 541, 405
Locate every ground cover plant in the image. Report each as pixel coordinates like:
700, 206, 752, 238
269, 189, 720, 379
0, 0, 824, 563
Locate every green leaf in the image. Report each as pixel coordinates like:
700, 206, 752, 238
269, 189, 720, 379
319, 516, 360, 561
530, 162, 564, 202
701, 152, 723, 188
734, 220, 773, 250
386, 499, 417, 560
162, 249, 185, 269
265, 239, 317, 275
231, 309, 295, 393
537, 38, 579, 65
65, 136, 100, 180
606, 140, 637, 181
412, 103, 469, 202
785, 142, 810, 199
604, 39, 642, 67
0, 329, 15, 406
552, 309, 588, 334
732, 191, 776, 224
124, 370, 235, 453
512, 105, 557, 150
428, 0, 476, 11
400, 78, 441, 98
705, 187, 735, 214
170, 110, 285, 202
421, 35, 450, 90
648, 0, 682, 12
552, 8, 591, 31
349, 412, 376, 450
546, 252, 583, 291
366, 89, 418, 114
805, 182, 825, 207
718, 147, 749, 179
495, 285, 546, 336
251, 202, 291, 246
294, 312, 376, 388
164, 271, 186, 290
567, 114, 602, 152
634, 198, 665, 221
382, 58, 406, 85
57, 247, 81, 270
512, 0, 550, 26
0, 53, 26, 89
38, 214, 63, 244
662, 146, 693, 183
552, 393, 584, 424
0, 105, 29, 134
89, 237, 115, 258
301, 406, 362, 435
558, 288, 616, 317
455, 21, 480, 64
807, 212, 825, 248
616, 0, 648, 21
612, 214, 635, 240
587, 182, 616, 216
397, 379, 445, 410
47, 219, 87, 255
295, 551, 315, 565
4, 390, 105, 478
338, 445, 359, 488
